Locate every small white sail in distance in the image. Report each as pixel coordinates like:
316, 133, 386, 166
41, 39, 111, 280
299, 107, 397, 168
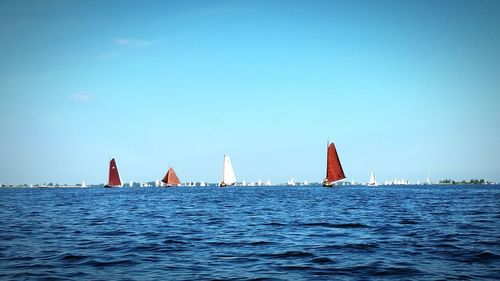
426, 173, 432, 184
368, 170, 378, 186
222, 154, 237, 185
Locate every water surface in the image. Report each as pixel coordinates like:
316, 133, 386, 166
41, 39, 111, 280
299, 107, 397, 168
0, 185, 499, 280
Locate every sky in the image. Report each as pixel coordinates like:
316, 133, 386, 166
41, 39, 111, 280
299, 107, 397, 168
1, 0, 499, 184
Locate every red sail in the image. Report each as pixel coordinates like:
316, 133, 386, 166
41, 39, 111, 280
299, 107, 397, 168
326, 143, 346, 182
108, 158, 122, 186
162, 167, 181, 185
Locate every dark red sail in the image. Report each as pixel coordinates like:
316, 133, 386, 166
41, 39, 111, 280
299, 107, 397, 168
325, 143, 345, 182
162, 167, 181, 186
107, 158, 122, 187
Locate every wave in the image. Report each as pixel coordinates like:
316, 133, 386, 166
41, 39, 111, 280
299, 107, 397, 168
260, 251, 316, 259
319, 243, 378, 251
249, 241, 274, 245
311, 257, 335, 264
58, 253, 87, 262
399, 219, 419, 225
162, 239, 189, 245
207, 240, 274, 247
279, 265, 316, 271
311, 263, 424, 277
301, 222, 369, 228
472, 251, 500, 263
263, 222, 287, 227
82, 259, 138, 267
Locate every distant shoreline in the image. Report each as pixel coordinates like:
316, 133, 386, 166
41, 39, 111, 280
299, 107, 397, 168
1, 182, 497, 189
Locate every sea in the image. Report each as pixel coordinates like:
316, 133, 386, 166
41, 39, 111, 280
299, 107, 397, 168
0, 185, 499, 280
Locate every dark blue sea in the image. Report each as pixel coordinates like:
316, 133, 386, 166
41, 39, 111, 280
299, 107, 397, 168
0, 185, 499, 280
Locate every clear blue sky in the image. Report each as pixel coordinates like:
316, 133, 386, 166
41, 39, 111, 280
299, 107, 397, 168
1, 0, 499, 184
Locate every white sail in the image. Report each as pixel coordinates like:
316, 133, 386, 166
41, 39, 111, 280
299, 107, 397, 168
222, 155, 237, 185
368, 170, 378, 186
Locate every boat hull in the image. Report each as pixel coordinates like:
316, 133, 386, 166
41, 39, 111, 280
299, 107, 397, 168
104, 185, 120, 188
322, 180, 338, 187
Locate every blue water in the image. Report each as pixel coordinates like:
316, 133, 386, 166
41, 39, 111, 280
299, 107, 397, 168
0, 185, 499, 280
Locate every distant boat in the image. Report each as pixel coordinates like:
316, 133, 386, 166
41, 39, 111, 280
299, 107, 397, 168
220, 155, 237, 187
287, 178, 296, 186
425, 174, 432, 185
265, 180, 272, 186
162, 167, 181, 187
367, 170, 378, 186
322, 142, 346, 187
105, 158, 122, 188
200, 181, 206, 187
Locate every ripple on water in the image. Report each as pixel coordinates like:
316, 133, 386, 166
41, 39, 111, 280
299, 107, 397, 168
82, 259, 139, 267
399, 219, 419, 225
311, 257, 335, 264
471, 251, 500, 263
58, 253, 87, 262
279, 264, 317, 271
310, 262, 424, 278
301, 222, 369, 228
259, 251, 316, 259
162, 239, 189, 244
318, 242, 379, 251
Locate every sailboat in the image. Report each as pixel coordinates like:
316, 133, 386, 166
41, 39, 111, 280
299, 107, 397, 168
367, 170, 378, 186
322, 142, 346, 187
105, 158, 122, 188
425, 174, 432, 185
162, 167, 181, 187
220, 154, 237, 187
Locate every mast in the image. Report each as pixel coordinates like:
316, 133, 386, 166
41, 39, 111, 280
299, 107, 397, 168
108, 158, 122, 187
221, 154, 226, 185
